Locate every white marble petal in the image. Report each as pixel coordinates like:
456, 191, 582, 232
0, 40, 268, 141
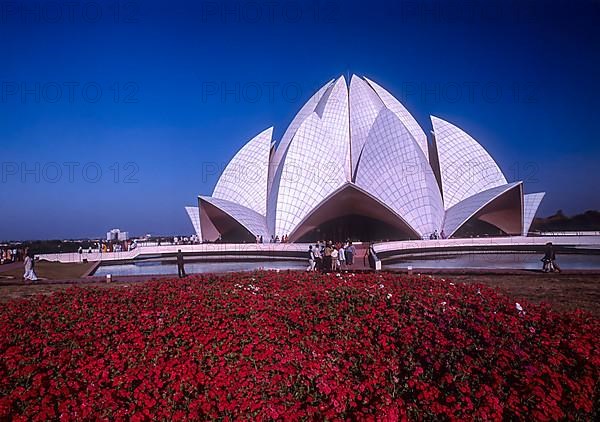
443, 182, 521, 237
213, 127, 272, 216
349, 75, 385, 180
272, 76, 351, 237
199, 196, 269, 239
356, 108, 444, 237
523, 192, 545, 236
184, 206, 201, 239
267, 79, 335, 193
364, 77, 428, 160
431, 116, 507, 209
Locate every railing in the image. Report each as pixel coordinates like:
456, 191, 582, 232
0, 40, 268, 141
372, 235, 600, 258
36, 243, 314, 264
530, 231, 600, 236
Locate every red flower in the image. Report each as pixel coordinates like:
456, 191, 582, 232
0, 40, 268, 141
0, 271, 597, 420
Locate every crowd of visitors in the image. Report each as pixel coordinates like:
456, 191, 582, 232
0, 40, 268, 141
173, 235, 201, 245
306, 241, 358, 272
262, 235, 291, 243
429, 230, 446, 240
1, 247, 38, 281
0, 247, 27, 265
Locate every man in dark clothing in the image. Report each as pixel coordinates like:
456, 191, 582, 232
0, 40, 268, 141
346, 241, 355, 265
177, 249, 186, 278
322, 242, 332, 273
542, 242, 561, 273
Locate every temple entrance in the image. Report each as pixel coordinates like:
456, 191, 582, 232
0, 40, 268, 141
288, 184, 420, 242
296, 214, 412, 243
453, 219, 506, 238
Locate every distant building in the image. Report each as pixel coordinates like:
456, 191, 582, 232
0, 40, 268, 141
106, 229, 129, 242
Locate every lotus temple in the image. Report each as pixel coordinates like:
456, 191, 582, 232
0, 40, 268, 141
186, 75, 545, 243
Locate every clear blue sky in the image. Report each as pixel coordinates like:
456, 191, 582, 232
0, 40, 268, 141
1, 0, 599, 240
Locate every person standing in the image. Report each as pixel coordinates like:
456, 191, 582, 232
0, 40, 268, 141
346, 242, 355, 265
23, 249, 38, 282
306, 245, 316, 271
364, 243, 371, 267
331, 245, 339, 271
313, 243, 322, 271
338, 244, 346, 270
323, 242, 332, 273
176, 249, 186, 278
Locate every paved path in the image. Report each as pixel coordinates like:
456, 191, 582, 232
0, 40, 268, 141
0, 262, 24, 274
350, 244, 371, 270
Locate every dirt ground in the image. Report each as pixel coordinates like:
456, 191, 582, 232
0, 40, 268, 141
0, 260, 95, 281
0, 280, 143, 303
447, 273, 600, 316
0, 268, 598, 317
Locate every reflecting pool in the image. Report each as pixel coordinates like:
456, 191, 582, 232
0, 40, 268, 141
385, 253, 600, 270
94, 260, 306, 276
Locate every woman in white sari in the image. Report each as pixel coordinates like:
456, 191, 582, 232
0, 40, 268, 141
23, 250, 38, 281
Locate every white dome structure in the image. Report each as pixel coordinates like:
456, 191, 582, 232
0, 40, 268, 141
187, 75, 545, 242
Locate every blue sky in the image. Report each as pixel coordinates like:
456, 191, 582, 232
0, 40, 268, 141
1, 0, 599, 240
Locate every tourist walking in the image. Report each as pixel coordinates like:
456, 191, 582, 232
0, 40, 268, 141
23, 249, 38, 282
542, 242, 561, 273
306, 245, 316, 271
176, 249, 186, 278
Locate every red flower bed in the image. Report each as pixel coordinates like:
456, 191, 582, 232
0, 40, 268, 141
0, 271, 598, 420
